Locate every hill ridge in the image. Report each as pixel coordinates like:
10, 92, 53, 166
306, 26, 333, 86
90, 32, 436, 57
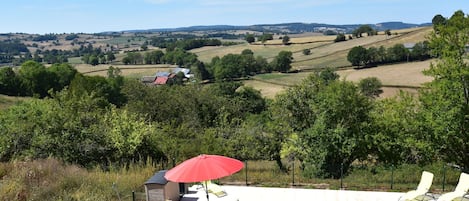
120, 21, 430, 34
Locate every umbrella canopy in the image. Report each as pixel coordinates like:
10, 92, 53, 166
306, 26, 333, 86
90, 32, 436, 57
164, 154, 244, 183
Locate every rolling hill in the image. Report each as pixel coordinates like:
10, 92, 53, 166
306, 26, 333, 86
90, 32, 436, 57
122, 21, 430, 34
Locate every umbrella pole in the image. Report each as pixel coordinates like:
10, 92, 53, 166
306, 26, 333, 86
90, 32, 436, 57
204, 180, 209, 201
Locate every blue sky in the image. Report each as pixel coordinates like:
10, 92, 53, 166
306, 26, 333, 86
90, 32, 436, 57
2, 0, 468, 34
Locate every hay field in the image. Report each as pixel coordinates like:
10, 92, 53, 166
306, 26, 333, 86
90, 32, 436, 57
365, 27, 432, 48
253, 35, 337, 45
244, 60, 433, 99
292, 35, 394, 69
336, 60, 434, 86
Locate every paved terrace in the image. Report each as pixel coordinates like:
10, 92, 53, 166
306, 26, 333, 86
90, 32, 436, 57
181, 185, 404, 201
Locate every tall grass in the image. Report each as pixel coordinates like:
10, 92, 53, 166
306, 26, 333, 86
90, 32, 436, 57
0, 158, 156, 201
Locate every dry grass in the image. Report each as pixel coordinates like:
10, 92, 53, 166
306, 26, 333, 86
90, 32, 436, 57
336, 60, 434, 86
366, 27, 432, 48
244, 60, 433, 99
243, 79, 289, 99
253, 35, 337, 45
292, 35, 396, 69
0, 158, 156, 201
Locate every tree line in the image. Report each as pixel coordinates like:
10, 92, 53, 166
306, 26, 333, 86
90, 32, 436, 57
0, 40, 30, 64
122, 48, 294, 81
347, 41, 432, 68
148, 38, 223, 51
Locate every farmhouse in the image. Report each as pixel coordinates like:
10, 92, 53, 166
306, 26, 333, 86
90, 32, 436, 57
140, 67, 193, 86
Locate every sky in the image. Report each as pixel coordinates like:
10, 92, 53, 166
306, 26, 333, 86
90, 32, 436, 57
2, 0, 468, 34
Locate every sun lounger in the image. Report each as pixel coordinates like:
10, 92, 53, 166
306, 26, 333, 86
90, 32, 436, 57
437, 172, 469, 201
202, 180, 227, 197
398, 171, 435, 201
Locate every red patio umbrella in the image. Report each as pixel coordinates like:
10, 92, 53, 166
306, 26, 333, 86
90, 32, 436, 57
164, 154, 244, 200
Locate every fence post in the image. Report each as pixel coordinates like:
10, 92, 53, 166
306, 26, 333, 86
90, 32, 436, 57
340, 162, 344, 190
245, 160, 248, 186
292, 159, 295, 186
391, 165, 394, 190
132, 191, 136, 201
442, 164, 446, 192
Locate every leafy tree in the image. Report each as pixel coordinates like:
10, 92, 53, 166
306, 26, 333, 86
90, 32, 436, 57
421, 10, 469, 170
273, 73, 372, 178
47, 63, 77, 92
387, 44, 409, 62
304, 79, 371, 178
106, 51, 116, 63
385, 29, 392, 36
410, 41, 431, 61
334, 33, 346, 42
255, 56, 270, 73
432, 14, 447, 28
358, 77, 383, 98
370, 92, 433, 165
102, 107, 154, 162
319, 67, 339, 85
0, 67, 21, 96
241, 49, 254, 56
234, 86, 266, 114
272, 51, 293, 72
245, 34, 255, 43
18, 61, 53, 97
89, 55, 99, 66
191, 61, 211, 81
213, 54, 245, 80
352, 25, 376, 38
68, 73, 126, 107
282, 35, 290, 45
258, 33, 273, 43
347, 46, 368, 67
144, 50, 165, 64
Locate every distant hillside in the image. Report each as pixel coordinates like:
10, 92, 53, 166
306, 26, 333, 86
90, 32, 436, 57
123, 21, 430, 34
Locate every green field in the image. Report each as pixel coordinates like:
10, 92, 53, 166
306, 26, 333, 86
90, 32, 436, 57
105, 36, 147, 46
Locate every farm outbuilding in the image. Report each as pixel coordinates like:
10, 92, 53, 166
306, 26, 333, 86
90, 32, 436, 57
144, 170, 181, 201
